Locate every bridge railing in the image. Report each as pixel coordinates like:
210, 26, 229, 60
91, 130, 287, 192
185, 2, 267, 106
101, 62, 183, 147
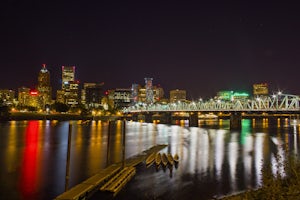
123, 94, 300, 113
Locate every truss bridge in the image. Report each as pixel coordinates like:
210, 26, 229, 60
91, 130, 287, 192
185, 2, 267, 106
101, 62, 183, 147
123, 93, 300, 129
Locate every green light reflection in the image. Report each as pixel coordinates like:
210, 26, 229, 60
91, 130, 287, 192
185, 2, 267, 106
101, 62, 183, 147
241, 119, 251, 145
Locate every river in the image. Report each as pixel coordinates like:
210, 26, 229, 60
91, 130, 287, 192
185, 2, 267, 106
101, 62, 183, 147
0, 118, 299, 200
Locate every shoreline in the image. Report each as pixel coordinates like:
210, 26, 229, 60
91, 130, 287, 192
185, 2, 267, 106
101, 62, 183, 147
3, 112, 122, 121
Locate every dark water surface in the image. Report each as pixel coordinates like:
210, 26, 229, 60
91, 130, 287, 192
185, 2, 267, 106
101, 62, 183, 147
0, 119, 299, 200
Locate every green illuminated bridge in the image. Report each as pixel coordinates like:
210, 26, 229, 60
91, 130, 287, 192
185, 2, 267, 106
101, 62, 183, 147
123, 93, 300, 129
124, 93, 300, 113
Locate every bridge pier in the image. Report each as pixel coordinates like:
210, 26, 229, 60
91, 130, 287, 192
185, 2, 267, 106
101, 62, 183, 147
144, 113, 153, 123
189, 112, 198, 127
230, 112, 242, 129
160, 112, 172, 124
132, 114, 138, 122
268, 116, 279, 127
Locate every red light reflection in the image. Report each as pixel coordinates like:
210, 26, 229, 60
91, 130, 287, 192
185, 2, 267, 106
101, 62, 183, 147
20, 121, 39, 198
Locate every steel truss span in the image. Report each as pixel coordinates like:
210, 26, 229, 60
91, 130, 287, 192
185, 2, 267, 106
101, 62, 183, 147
124, 94, 300, 113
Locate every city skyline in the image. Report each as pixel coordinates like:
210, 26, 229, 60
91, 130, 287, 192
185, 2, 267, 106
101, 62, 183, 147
0, 63, 281, 100
1, 2, 300, 99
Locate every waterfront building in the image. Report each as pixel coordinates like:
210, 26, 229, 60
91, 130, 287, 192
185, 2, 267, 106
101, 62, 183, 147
217, 90, 233, 101
56, 90, 65, 104
81, 82, 104, 108
27, 89, 42, 109
17, 87, 42, 109
37, 64, 52, 109
132, 79, 164, 104
0, 89, 15, 105
135, 87, 164, 104
58, 66, 80, 107
253, 83, 269, 96
153, 85, 164, 102
131, 83, 140, 104
138, 87, 146, 103
64, 81, 80, 107
145, 78, 154, 104
18, 87, 30, 107
217, 90, 249, 101
62, 66, 75, 89
102, 92, 114, 110
170, 89, 186, 102
108, 88, 132, 109
232, 92, 249, 101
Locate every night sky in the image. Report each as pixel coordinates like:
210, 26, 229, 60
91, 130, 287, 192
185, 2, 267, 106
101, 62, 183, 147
1, 1, 300, 99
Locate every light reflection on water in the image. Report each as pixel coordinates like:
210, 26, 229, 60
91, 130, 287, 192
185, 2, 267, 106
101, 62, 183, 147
115, 119, 300, 199
0, 119, 299, 200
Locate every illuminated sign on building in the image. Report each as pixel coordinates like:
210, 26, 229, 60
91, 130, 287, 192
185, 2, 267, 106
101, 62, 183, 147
217, 91, 249, 101
30, 90, 38, 96
253, 83, 269, 96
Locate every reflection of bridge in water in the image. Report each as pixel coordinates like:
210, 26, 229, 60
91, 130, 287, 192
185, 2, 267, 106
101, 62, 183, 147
123, 93, 300, 129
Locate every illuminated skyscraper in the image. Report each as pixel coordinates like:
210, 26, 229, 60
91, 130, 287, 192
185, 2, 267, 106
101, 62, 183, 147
18, 87, 30, 107
131, 83, 140, 103
64, 81, 80, 107
59, 66, 79, 107
133, 81, 163, 104
144, 78, 154, 104
62, 66, 75, 89
37, 64, 52, 108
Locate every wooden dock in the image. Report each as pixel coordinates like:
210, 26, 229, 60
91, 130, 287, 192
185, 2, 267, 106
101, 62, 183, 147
54, 144, 167, 200
100, 166, 136, 196
54, 165, 121, 200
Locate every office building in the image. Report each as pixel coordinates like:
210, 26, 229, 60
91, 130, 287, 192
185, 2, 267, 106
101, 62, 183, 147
18, 87, 30, 107
253, 83, 269, 96
0, 89, 15, 105
131, 83, 140, 104
144, 78, 154, 104
27, 89, 42, 109
81, 82, 104, 108
108, 88, 132, 108
132, 81, 164, 104
17, 87, 42, 109
37, 64, 52, 108
153, 86, 164, 102
58, 66, 79, 107
64, 81, 79, 107
62, 66, 75, 89
217, 90, 249, 101
170, 89, 186, 102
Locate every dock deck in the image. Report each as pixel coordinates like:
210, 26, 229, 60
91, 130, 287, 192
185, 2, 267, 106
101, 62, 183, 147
54, 144, 167, 200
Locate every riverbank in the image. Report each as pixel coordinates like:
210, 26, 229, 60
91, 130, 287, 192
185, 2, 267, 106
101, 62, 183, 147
219, 155, 300, 200
7, 112, 121, 121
